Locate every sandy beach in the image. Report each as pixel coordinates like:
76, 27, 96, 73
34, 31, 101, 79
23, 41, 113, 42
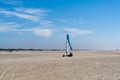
0, 50, 120, 80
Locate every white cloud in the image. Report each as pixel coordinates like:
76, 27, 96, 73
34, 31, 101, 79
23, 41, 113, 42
12, 12, 40, 22
58, 18, 86, 25
64, 28, 92, 35
0, 8, 47, 22
40, 20, 53, 27
0, 0, 22, 6
29, 28, 54, 38
14, 8, 47, 15
0, 22, 54, 38
16, 28, 55, 38
0, 22, 20, 32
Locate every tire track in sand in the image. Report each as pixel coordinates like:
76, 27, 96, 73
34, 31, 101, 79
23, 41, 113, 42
10, 66, 17, 80
0, 67, 11, 80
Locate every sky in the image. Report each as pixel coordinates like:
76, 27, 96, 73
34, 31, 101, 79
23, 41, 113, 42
0, 0, 120, 50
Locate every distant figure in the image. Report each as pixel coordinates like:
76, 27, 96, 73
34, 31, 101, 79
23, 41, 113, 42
63, 34, 73, 57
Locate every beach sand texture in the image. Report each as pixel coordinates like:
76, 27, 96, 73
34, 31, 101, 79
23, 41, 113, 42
0, 51, 120, 80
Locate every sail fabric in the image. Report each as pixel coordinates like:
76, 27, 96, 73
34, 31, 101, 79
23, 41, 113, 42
66, 34, 72, 50
66, 34, 72, 55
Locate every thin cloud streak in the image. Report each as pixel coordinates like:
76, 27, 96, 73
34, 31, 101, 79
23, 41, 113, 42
0, 27, 55, 38
14, 8, 47, 15
0, 22, 20, 32
0, 0, 22, 6
58, 19, 86, 25
64, 28, 93, 35
40, 20, 53, 27
0, 22, 93, 37
0, 8, 47, 22
0, 0, 23, 6
29, 28, 54, 38
0, 22, 55, 38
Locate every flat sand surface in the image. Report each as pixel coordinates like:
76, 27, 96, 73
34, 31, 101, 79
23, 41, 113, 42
0, 50, 120, 80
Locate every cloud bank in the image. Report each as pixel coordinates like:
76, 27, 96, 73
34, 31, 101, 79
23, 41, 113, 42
0, 0, 93, 38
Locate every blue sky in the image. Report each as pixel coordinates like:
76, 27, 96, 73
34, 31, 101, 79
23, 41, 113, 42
0, 0, 120, 50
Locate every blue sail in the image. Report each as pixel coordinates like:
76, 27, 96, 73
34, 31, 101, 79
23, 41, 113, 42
66, 34, 72, 50
64, 34, 73, 57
